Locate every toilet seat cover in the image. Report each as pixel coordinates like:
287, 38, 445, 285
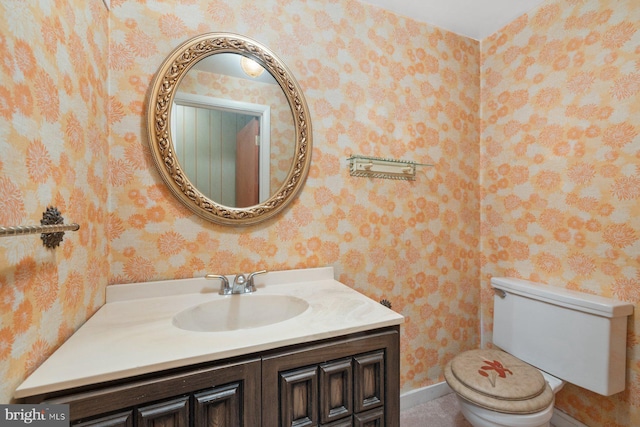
445, 349, 554, 414
450, 349, 546, 400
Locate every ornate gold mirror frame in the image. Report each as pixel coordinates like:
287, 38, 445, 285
147, 33, 312, 226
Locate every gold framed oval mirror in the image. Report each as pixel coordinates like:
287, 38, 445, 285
147, 33, 312, 226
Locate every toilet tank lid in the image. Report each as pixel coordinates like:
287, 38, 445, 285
491, 277, 634, 318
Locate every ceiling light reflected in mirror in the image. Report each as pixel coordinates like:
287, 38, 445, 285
241, 57, 265, 78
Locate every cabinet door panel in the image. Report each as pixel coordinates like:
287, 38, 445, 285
280, 366, 318, 427
353, 352, 384, 413
193, 383, 241, 427
136, 396, 189, 427
321, 416, 353, 427
74, 411, 134, 427
319, 358, 352, 424
354, 407, 384, 427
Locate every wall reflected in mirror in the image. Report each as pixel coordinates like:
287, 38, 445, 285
172, 53, 296, 208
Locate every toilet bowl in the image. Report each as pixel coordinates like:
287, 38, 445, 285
445, 349, 565, 427
444, 277, 634, 427
457, 398, 554, 427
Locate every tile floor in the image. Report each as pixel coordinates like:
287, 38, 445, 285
401, 393, 558, 427
400, 393, 472, 427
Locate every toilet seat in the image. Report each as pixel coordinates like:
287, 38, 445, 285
445, 349, 554, 414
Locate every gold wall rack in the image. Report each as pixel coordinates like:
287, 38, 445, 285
348, 155, 432, 181
0, 207, 80, 249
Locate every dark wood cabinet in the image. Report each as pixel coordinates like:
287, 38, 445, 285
24, 327, 399, 427
263, 328, 399, 427
36, 358, 261, 427
72, 382, 246, 427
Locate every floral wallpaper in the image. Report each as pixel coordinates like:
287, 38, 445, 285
480, 0, 640, 425
108, 0, 481, 396
1, 0, 637, 425
0, 0, 109, 403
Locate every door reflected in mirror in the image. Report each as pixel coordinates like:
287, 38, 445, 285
173, 53, 295, 208
172, 94, 271, 207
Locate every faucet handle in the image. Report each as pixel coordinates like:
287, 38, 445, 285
246, 270, 267, 292
248, 270, 267, 281
206, 274, 231, 295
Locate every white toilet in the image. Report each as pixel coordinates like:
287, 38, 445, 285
445, 277, 634, 427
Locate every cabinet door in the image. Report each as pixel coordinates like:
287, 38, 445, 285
279, 366, 318, 427
74, 411, 133, 427
353, 408, 384, 427
193, 383, 242, 427
136, 396, 189, 427
263, 328, 400, 427
38, 358, 261, 427
353, 351, 384, 413
319, 358, 352, 424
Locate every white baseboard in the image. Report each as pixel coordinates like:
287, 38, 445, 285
401, 382, 588, 427
400, 382, 452, 411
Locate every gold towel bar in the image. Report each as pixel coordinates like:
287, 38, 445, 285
0, 223, 80, 237
0, 207, 80, 249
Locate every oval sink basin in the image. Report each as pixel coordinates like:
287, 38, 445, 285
172, 295, 309, 332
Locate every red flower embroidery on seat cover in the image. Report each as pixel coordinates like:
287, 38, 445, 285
478, 359, 513, 387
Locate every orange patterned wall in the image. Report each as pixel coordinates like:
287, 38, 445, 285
3, 1, 637, 424
108, 0, 481, 396
480, 0, 640, 425
0, 0, 109, 402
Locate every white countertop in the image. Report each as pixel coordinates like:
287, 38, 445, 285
15, 267, 403, 399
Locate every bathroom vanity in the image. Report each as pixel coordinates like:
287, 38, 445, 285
16, 267, 403, 427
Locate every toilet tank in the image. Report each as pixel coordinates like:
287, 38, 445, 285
491, 277, 633, 396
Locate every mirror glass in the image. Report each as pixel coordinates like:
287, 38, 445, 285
172, 54, 296, 208
147, 33, 312, 225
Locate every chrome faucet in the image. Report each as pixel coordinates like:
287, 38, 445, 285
206, 270, 267, 295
